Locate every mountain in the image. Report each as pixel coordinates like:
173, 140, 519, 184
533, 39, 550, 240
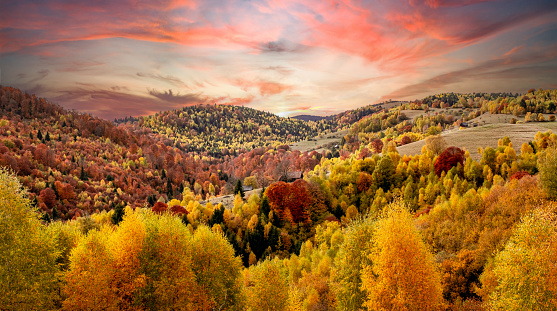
116, 105, 337, 157
291, 114, 335, 122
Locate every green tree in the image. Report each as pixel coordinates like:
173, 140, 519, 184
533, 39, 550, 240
373, 155, 395, 191
483, 208, 557, 310
190, 226, 245, 310
111, 202, 125, 225
332, 216, 376, 310
234, 180, 245, 198
538, 145, 557, 199
245, 259, 288, 311
0, 167, 61, 310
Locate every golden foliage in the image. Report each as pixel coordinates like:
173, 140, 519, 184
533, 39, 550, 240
361, 200, 444, 311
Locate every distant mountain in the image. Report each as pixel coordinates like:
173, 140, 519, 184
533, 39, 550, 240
291, 114, 335, 122
117, 105, 337, 157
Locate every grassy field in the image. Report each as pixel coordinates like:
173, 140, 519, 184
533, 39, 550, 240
398, 119, 557, 161
290, 129, 350, 153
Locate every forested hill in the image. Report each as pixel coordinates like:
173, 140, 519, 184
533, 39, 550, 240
116, 105, 336, 156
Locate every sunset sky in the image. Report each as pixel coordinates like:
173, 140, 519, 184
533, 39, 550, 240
1, 0, 557, 120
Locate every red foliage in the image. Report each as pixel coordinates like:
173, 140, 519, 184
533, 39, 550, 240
370, 138, 384, 153
265, 180, 312, 225
324, 215, 340, 223
434, 147, 465, 176
401, 136, 412, 145
39, 188, 57, 208
356, 172, 373, 192
169, 204, 188, 216
358, 148, 372, 160
510, 171, 531, 181
55, 181, 76, 201
152, 201, 168, 214
265, 181, 290, 221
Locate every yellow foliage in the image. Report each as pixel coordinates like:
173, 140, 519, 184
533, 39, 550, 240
484, 206, 557, 310
0, 168, 61, 310
361, 200, 444, 311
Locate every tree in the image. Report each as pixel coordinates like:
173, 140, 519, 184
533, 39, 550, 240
39, 187, 57, 208
434, 147, 465, 176
64, 210, 208, 310
425, 134, 447, 156
0, 167, 60, 310
370, 138, 384, 153
111, 202, 125, 225
332, 216, 376, 310
538, 146, 557, 199
483, 208, 557, 310
244, 259, 288, 311
361, 200, 444, 310
234, 180, 245, 198
373, 155, 395, 191
190, 226, 245, 310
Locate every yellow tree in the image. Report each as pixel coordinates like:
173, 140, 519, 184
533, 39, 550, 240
63, 227, 118, 311
138, 212, 201, 310
244, 258, 289, 311
332, 216, 375, 310
484, 207, 557, 310
0, 167, 60, 310
190, 226, 245, 311
361, 200, 444, 311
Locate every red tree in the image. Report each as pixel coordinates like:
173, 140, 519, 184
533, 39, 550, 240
39, 188, 57, 208
370, 139, 384, 153
434, 147, 465, 176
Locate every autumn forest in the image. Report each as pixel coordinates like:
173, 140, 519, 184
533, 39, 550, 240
2, 86, 557, 311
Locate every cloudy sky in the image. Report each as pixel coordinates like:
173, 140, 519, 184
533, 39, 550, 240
1, 0, 556, 120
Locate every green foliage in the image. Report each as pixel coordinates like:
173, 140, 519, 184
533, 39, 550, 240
244, 258, 289, 311
234, 179, 245, 198
484, 207, 557, 310
111, 202, 125, 225
0, 167, 61, 310
538, 146, 557, 199
373, 155, 395, 191
332, 216, 376, 310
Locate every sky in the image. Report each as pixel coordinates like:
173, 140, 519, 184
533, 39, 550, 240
1, 0, 557, 120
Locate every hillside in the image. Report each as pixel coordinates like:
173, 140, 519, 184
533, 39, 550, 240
117, 105, 336, 157
291, 114, 334, 122
2, 86, 557, 310
398, 116, 557, 160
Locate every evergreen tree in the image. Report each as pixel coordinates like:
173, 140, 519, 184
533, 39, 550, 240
79, 165, 88, 181
209, 206, 224, 227
111, 202, 125, 225
37, 129, 43, 140
260, 195, 270, 220
234, 180, 245, 198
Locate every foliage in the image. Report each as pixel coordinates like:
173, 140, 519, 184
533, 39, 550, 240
244, 259, 289, 311
538, 145, 557, 199
361, 200, 444, 310
434, 146, 465, 176
0, 167, 61, 310
483, 207, 557, 310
